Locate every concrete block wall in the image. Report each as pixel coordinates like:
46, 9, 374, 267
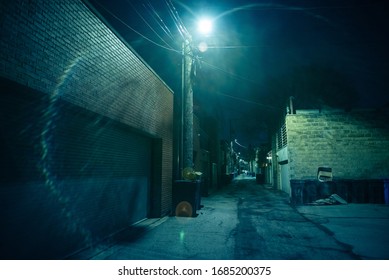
0, 0, 173, 259
286, 109, 389, 180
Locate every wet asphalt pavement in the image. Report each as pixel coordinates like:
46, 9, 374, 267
232, 178, 357, 259
74, 176, 389, 260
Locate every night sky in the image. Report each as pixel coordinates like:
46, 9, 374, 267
87, 0, 389, 146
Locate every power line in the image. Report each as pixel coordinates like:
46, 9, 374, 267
207, 45, 263, 49
144, 1, 176, 44
200, 59, 262, 86
90, 1, 260, 87
126, 0, 176, 50
214, 91, 282, 112
92, 0, 180, 54
165, 0, 190, 40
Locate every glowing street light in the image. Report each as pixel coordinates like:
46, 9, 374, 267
197, 18, 213, 35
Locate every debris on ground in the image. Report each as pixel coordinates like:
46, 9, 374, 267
311, 194, 348, 205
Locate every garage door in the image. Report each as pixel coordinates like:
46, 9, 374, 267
53, 104, 152, 226
0, 80, 153, 258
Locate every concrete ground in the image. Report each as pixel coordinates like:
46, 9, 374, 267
297, 203, 389, 259
72, 175, 389, 260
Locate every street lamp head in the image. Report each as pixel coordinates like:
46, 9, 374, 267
197, 18, 213, 35
196, 17, 214, 52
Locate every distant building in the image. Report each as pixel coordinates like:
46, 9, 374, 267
268, 108, 389, 204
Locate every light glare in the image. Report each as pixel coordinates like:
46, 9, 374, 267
197, 18, 212, 35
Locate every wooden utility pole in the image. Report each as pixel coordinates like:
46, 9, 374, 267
182, 38, 194, 172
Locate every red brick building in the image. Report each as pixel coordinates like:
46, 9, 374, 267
0, 0, 173, 259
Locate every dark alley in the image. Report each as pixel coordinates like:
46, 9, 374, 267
1, 3, 389, 279
72, 176, 389, 260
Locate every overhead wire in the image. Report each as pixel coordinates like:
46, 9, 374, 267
163, 1, 264, 86
170, 0, 190, 37
213, 91, 283, 111
207, 45, 263, 49
165, 0, 190, 40
161, 1, 263, 87
91, 0, 274, 96
144, 0, 176, 44
200, 59, 262, 86
125, 0, 176, 51
91, 0, 180, 54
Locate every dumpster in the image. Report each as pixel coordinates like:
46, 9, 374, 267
290, 179, 304, 205
303, 180, 318, 203
385, 179, 389, 205
333, 179, 351, 203
318, 181, 335, 199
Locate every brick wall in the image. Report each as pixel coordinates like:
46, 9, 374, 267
286, 109, 389, 180
0, 0, 173, 259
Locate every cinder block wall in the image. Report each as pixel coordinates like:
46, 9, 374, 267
286, 109, 389, 180
0, 0, 173, 259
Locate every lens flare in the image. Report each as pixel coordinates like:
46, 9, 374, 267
179, 230, 185, 243
38, 54, 93, 246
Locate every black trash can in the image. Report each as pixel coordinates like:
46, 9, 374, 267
172, 180, 201, 217
290, 179, 304, 205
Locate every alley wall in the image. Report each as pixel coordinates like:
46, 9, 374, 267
286, 109, 389, 180
0, 0, 173, 259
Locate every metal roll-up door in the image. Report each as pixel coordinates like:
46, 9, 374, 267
0, 82, 153, 258
53, 103, 152, 231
